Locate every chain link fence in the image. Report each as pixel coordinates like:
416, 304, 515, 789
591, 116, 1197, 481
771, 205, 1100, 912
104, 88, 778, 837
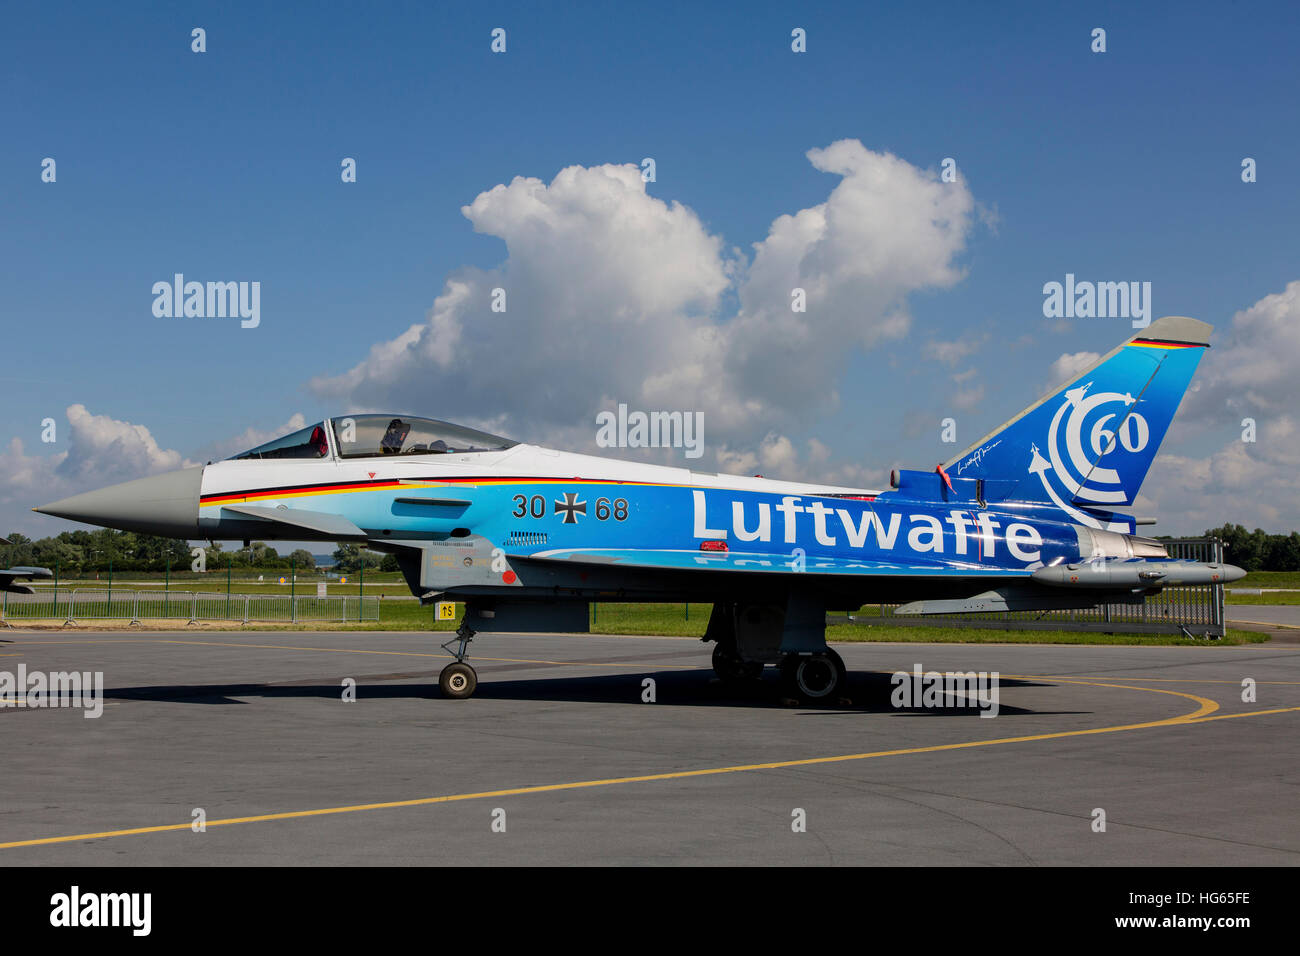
0, 589, 380, 625
843, 538, 1229, 638
1, 539, 1231, 636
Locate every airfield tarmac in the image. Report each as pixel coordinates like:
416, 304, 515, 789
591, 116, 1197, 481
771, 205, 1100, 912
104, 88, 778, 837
0, 629, 1297, 865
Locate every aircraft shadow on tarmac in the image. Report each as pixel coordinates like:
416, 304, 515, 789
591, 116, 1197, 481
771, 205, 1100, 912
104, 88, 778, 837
101, 670, 1084, 716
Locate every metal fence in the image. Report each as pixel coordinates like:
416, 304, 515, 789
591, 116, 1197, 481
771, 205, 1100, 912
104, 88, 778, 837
0, 589, 380, 625
846, 538, 1228, 638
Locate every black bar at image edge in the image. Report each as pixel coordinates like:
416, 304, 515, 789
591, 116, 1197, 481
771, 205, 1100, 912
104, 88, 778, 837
0, 866, 1285, 940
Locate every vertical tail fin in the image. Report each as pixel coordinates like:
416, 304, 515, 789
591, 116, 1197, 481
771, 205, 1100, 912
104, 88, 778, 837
945, 316, 1211, 517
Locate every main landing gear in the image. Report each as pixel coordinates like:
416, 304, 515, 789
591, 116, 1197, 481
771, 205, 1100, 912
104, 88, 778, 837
711, 642, 764, 683
706, 602, 848, 703
711, 647, 847, 702
779, 649, 846, 702
438, 621, 478, 699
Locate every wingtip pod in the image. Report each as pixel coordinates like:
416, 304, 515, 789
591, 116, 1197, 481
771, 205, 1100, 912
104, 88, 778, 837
940, 316, 1213, 520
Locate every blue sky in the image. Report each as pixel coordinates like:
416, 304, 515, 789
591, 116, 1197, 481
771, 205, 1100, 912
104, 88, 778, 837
3, 0, 1298, 539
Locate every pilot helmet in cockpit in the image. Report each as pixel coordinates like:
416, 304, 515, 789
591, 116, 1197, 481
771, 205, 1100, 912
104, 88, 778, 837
380, 418, 411, 454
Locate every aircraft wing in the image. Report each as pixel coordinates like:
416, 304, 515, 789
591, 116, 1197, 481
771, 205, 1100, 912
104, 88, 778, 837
521, 548, 1028, 580
218, 504, 369, 540
0, 566, 54, 595
517, 549, 1223, 614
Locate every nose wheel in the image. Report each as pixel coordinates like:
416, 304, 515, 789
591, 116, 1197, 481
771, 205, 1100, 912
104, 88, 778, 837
439, 661, 478, 699
439, 621, 479, 699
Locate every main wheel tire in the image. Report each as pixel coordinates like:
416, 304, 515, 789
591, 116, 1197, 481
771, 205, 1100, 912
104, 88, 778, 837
825, 647, 847, 681
781, 653, 842, 701
712, 643, 764, 682
439, 662, 478, 699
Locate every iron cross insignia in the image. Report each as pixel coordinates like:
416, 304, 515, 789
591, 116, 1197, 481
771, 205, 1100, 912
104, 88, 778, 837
554, 492, 587, 524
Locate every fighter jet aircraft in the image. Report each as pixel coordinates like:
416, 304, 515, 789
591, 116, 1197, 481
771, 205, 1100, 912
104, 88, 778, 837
0, 536, 54, 594
34, 315, 1244, 700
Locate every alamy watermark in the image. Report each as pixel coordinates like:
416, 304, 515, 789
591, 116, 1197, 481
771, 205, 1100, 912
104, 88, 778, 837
595, 403, 703, 459
50, 886, 150, 936
0, 665, 104, 718
890, 663, 1000, 717
1042, 273, 1151, 328
152, 274, 260, 328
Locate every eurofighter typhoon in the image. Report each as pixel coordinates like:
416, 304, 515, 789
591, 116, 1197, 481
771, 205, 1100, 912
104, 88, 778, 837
35, 316, 1243, 700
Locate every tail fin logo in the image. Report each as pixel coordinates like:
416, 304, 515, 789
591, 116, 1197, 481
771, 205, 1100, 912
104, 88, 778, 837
947, 317, 1210, 525
1028, 382, 1150, 523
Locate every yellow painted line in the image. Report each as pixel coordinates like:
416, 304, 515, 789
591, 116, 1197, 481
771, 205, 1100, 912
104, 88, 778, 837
11, 639, 445, 655
155, 640, 702, 670
1029, 676, 1300, 686
1022, 675, 1300, 686
479, 655, 700, 669
3, 638, 701, 670
1186, 705, 1300, 723
0, 677, 1252, 852
1008, 671, 1300, 686
1007, 676, 1218, 719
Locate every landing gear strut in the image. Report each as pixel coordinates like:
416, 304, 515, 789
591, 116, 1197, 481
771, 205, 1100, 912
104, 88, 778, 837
711, 642, 764, 683
438, 621, 478, 699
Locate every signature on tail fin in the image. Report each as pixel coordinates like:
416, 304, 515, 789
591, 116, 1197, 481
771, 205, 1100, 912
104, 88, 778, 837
946, 315, 1212, 528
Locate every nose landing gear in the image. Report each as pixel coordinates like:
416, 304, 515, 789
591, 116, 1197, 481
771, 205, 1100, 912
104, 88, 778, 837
439, 661, 477, 699
438, 621, 478, 699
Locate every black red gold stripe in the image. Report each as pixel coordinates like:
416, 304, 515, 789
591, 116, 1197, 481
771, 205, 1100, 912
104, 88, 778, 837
1129, 338, 1207, 349
199, 475, 873, 507
200, 475, 681, 507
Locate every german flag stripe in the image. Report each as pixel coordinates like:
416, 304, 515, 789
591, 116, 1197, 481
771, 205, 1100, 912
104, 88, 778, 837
199, 476, 680, 506
1128, 338, 1206, 349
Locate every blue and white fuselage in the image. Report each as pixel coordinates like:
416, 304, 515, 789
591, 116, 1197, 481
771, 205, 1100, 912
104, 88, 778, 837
34, 315, 1246, 700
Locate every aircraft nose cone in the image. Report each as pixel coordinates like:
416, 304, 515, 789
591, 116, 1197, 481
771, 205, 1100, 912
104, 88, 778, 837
35, 466, 203, 538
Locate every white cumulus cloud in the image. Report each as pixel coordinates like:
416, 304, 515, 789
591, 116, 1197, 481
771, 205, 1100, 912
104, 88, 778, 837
55, 404, 191, 485
1045, 351, 1101, 394
1186, 279, 1300, 421
309, 141, 979, 479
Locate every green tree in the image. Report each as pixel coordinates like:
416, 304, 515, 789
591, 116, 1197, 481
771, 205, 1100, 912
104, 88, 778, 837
332, 543, 359, 572
202, 540, 224, 573
31, 538, 84, 576
1266, 532, 1300, 571
3, 532, 34, 567
332, 544, 381, 573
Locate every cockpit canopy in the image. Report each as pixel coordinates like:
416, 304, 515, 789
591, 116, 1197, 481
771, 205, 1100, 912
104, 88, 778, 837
232, 422, 331, 460
230, 416, 517, 461
332, 415, 517, 458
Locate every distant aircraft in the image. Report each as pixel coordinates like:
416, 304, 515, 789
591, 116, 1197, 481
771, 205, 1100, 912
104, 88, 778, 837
0, 536, 54, 594
35, 316, 1243, 699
